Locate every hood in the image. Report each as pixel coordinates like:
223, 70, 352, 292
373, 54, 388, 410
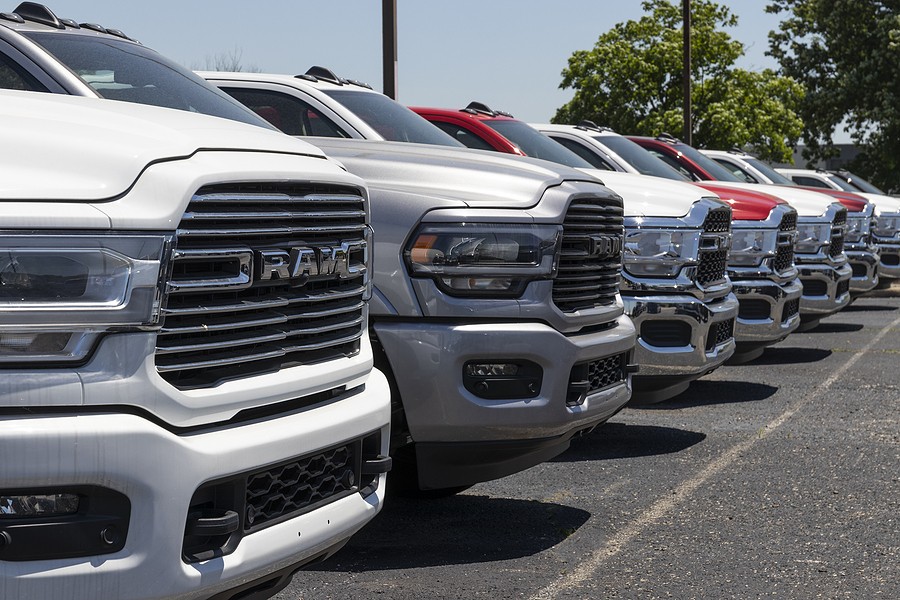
310, 138, 604, 208
793, 187, 870, 213
0, 90, 327, 201
580, 169, 715, 217
854, 192, 900, 214
693, 182, 783, 221
697, 180, 839, 217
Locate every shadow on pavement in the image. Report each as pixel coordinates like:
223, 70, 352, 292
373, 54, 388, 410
805, 322, 865, 333
840, 303, 898, 312
748, 346, 832, 364
310, 495, 590, 571
635, 379, 779, 409
553, 421, 706, 462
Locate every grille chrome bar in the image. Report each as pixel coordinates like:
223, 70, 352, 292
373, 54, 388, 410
157, 183, 367, 388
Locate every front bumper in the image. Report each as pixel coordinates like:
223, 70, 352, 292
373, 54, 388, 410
845, 248, 880, 293
876, 243, 900, 279
373, 316, 635, 488
797, 261, 853, 317
624, 291, 739, 401
0, 371, 391, 600
731, 277, 802, 348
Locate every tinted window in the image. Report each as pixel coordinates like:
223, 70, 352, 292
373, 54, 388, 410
647, 149, 698, 180
743, 157, 796, 185
221, 87, 348, 138
0, 50, 47, 91
712, 158, 759, 183
597, 135, 686, 180
835, 171, 885, 194
484, 120, 593, 168
24, 32, 271, 128
792, 175, 830, 188
671, 143, 743, 181
432, 121, 495, 151
323, 89, 462, 146
551, 136, 614, 170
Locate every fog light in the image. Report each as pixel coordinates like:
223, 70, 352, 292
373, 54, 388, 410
463, 360, 542, 400
465, 363, 520, 377
0, 493, 79, 517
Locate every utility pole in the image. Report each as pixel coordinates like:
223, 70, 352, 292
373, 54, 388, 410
382, 0, 397, 99
682, 0, 692, 145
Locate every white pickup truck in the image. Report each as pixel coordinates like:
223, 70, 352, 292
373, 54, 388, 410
0, 20, 390, 600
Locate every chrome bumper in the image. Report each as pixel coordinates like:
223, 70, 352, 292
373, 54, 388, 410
876, 243, 900, 279
624, 291, 738, 401
845, 248, 880, 293
798, 262, 852, 316
732, 277, 803, 345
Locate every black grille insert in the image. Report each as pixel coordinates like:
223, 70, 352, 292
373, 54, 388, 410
641, 320, 692, 347
554, 196, 624, 312
837, 278, 850, 297
802, 279, 828, 296
738, 299, 771, 320
158, 183, 368, 388
697, 249, 729, 286
705, 318, 735, 352
773, 244, 795, 273
780, 212, 797, 231
782, 298, 800, 323
566, 352, 628, 406
703, 207, 732, 233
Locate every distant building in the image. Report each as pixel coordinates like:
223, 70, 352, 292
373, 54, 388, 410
780, 144, 862, 169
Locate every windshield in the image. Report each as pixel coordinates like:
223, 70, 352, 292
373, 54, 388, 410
597, 135, 687, 180
25, 33, 272, 128
323, 89, 462, 146
825, 173, 864, 192
675, 143, 744, 181
485, 120, 593, 168
743, 157, 796, 185
835, 171, 886, 194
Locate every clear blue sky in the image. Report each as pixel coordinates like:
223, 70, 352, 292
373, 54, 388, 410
37, 1, 789, 123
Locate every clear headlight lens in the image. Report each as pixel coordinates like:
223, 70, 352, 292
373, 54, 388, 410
0, 234, 169, 363
794, 223, 831, 254
404, 223, 561, 296
623, 228, 696, 277
729, 228, 775, 267
874, 215, 900, 238
844, 215, 869, 243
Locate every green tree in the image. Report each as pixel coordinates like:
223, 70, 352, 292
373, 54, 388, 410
767, 0, 900, 190
553, 0, 804, 162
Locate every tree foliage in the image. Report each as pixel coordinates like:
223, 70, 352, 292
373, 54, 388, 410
767, 0, 900, 190
553, 0, 804, 162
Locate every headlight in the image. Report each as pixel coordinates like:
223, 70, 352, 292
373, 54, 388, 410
794, 222, 831, 254
729, 228, 775, 267
404, 223, 561, 296
845, 215, 869, 242
0, 234, 170, 363
623, 228, 697, 277
874, 215, 900, 238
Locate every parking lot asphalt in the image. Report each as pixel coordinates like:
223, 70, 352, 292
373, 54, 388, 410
275, 293, 899, 600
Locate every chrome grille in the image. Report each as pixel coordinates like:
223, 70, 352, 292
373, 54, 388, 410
158, 183, 368, 388
702, 206, 732, 232
696, 206, 731, 286
780, 212, 797, 231
773, 244, 794, 273
554, 196, 624, 312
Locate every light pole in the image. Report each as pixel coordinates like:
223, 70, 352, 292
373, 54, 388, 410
382, 0, 397, 99
683, 0, 692, 145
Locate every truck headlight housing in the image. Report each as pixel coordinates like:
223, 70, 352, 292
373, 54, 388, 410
729, 228, 775, 267
404, 223, 561, 297
794, 223, 831, 254
0, 234, 170, 363
844, 215, 869, 243
874, 215, 900, 238
623, 228, 697, 277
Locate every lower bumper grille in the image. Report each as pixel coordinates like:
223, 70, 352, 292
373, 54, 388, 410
738, 298, 771, 320
851, 262, 868, 277
566, 352, 628, 406
782, 298, 800, 323
882, 253, 900, 267
641, 320, 692, 347
705, 318, 734, 352
802, 279, 828, 297
837, 278, 850, 297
